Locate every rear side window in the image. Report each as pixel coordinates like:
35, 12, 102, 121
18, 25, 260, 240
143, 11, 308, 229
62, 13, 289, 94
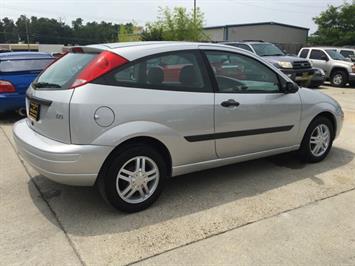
232, 44, 253, 52
0, 58, 53, 72
309, 49, 327, 60
96, 51, 211, 92
340, 50, 354, 58
299, 49, 309, 58
35, 53, 96, 90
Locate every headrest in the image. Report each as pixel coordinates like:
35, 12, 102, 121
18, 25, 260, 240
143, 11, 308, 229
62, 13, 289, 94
147, 67, 164, 85
180, 65, 197, 86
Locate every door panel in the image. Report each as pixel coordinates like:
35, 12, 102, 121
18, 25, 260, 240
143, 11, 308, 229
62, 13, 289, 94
309, 49, 331, 76
203, 49, 302, 158
215, 93, 301, 158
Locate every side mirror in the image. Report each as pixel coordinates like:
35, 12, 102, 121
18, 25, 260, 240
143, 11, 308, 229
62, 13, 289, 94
282, 81, 299, 94
320, 55, 329, 61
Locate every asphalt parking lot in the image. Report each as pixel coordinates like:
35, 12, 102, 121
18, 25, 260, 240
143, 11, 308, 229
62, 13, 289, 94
1, 85, 355, 265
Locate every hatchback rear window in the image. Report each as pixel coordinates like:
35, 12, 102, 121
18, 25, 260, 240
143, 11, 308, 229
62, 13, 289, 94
0, 58, 53, 73
34, 53, 96, 90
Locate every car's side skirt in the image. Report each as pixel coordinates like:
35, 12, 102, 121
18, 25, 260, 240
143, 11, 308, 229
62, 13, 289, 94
171, 145, 300, 177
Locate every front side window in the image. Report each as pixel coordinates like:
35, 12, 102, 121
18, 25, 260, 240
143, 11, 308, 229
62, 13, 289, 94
97, 51, 210, 92
205, 51, 280, 93
299, 49, 309, 58
309, 49, 328, 60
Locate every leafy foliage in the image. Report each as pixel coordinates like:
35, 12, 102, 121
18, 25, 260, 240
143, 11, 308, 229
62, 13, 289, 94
141, 7, 206, 41
310, 1, 355, 45
0, 15, 133, 45
118, 23, 141, 42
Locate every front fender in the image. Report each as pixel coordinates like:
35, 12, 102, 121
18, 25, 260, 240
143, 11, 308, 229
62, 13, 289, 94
298, 101, 340, 143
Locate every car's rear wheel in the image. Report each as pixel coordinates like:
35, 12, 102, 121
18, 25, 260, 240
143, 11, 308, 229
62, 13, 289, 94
101, 144, 167, 212
299, 117, 334, 163
330, 70, 348, 87
17, 107, 26, 117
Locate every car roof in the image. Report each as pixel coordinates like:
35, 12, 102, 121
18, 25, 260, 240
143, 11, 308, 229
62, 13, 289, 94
222, 41, 270, 45
0, 52, 53, 60
304, 47, 346, 50
85, 41, 242, 61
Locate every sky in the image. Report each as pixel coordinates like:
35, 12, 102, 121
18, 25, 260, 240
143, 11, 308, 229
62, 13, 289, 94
0, 0, 347, 33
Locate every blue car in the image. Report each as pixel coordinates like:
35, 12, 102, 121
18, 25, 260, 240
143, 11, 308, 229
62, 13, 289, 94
0, 52, 54, 115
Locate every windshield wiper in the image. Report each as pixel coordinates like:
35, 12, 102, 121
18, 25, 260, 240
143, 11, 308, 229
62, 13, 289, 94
32, 82, 61, 88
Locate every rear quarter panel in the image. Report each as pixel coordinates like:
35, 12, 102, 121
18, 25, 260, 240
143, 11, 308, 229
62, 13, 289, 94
69, 83, 216, 167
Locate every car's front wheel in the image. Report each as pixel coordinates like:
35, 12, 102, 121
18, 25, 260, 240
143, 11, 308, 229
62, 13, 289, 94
101, 144, 167, 212
299, 117, 334, 163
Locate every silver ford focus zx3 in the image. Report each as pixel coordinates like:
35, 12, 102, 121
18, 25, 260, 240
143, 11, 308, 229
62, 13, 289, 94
13, 42, 344, 212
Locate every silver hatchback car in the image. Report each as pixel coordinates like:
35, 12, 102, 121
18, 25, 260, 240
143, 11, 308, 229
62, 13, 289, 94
13, 42, 343, 212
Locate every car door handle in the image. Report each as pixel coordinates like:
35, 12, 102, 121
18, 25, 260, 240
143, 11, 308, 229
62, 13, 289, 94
221, 99, 240, 108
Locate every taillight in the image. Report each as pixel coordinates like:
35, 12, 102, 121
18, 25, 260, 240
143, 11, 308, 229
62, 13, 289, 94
71, 47, 84, 53
0, 80, 16, 93
70, 51, 128, 89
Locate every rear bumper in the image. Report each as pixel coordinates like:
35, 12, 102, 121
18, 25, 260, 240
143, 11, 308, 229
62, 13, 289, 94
0, 93, 25, 113
13, 119, 112, 186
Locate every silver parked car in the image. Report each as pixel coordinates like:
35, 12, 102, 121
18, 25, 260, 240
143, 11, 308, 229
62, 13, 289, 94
298, 47, 355, 87
13, 42, 344, 212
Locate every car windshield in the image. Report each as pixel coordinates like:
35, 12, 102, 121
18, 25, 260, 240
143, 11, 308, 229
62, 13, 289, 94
251, 43, 285, 56
325, 49, 346, 60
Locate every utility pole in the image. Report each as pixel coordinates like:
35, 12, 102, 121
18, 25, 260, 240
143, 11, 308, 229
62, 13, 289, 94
193, 0, 196, 23
25, 18, 30, 50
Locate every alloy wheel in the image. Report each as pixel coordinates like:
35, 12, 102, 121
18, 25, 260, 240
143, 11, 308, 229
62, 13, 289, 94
116, 156, 160, 204
309, 124, 330, 157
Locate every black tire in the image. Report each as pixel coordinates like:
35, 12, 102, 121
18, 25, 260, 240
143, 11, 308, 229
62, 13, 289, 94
299, 116, 334, 163
308, 83, 320, 89
100, 144, 167, 212
330, 70, 348, 87
349, 81, 355, 88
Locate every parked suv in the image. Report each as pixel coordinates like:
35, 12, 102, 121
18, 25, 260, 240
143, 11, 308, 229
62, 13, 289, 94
335, 47, 355, 62
298, 47, 355, 87
13, 42, 343, 212
223, 41, 316, 87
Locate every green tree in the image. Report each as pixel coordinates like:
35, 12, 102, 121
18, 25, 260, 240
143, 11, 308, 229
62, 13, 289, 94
310, 1, 355, 45
1, 17, 18, 43
141, 7, 206, 41
141, 23, 164, 41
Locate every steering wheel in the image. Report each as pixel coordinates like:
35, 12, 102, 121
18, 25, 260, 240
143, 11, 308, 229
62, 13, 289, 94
215, 75, 248, 92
